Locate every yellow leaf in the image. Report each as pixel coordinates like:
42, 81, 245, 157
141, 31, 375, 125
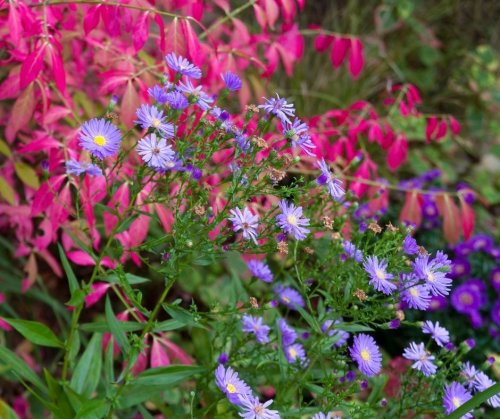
0, 176, 15, 204
15, 162, 40, 189
0, 139, 12, 157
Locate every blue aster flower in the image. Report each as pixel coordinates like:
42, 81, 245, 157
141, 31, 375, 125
78, 118, 122, 159
165, 52, 202, 79
363, 256, 396, 295
413, 253, 452, 297
241, 315, 270, 344
221, 71, 242, 91
165, 91, 189, 110
278, 318, 297, 346
422, 321, 450, 347
135, 105, 175, 138
177, 79, 214, 111
247, 260, 273, 283
228, 207, 259, 244
443, 382, 473, 418
65, 159, 103, 177
147, 84, 168, 104
317, 159, 344, 201
136, 133, 175, 169
259, 94, 295, 124
403, 342, 437, 376
400, 274, 431, 310
350, 334, 382, 377
276, 200, 310, 241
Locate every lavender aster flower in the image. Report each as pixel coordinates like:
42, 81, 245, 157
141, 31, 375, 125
247, 260, 273, 283
403, 342, 437, 376
274, 285, 305, 310
79, 118, 122, 159
400, 274, 431, 311
215, 364, 252, 404
422, 321, 450, 347
402, 235, 419, 255
148, 84, 168, 104
460, 362, 478, 390
363, 256, 396, 295
165, 91, 189, 110
278, 319, 297, 346
65, 159, 102, 177
412, 254, 452, 297
136, 133, 175, 169
242, 315, 270, 344
135, 105, 175, 138
490, 267, 500, 292
165, 53, 202, 79
350, 334, 382, 377
283, 118, 316, 156
342, 240, 363, 262
322, 319, 350, 347
284, 343, 307, 365
237, 393, 280, 419
443, 382, 473, 418
276, 200, 310, 241
473, 372, 500, 407
228, 207, 259, 244
178, 79, 214, 110
258, 94, 295, 124
317, 159, 344, 201
221, 71, 242, 91
450, 283, 482, 314
235, 132, 251, 152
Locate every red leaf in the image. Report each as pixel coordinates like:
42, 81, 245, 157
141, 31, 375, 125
387, 135, 408, 171
425, 116, 438, 143
5, 83, 36, 142
121, 80, 139, 128
85, 282, 111, 308
314, 33, 333, 52
67, 250, 95, 266
330, 37, 350, 69
436, 194, 461, 244
459, 196, 475, 240
348, 38, 364, 79
31, 175, 65, 216
400, 191, 422, 228
8, 3, 22, 45
20, 43, 48, 90
154, 13, 166, 53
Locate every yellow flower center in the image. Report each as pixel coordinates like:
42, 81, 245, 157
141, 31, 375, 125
459, 292, 472, 305
254, 404, 264, 414
409, 287, 419, 297
151, 118, 161, 128
452, 397, 461, 408
282, 296, 290, 303
226, 383, 236, 394
375, 269, 385, 280
288, 347, 297, 360
361, 350, 370, 361
427, 272, 435, 282
93, 135, 107, 146
287, 214, 297, 226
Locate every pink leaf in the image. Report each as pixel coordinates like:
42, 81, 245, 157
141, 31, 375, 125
348, 38, 364, 79
151, 339, 170, 368
435, 120, 448, 141
20, 43, 47, 90
121, 80, 139, 128
400, 191, 422, 228
163, 339, 194, 365
154, 13, 166, 53
67, 250, 96, 266
31, 175, 65, 216
436, 195, 461, 244
0, 318, 12, 331
47, 44, 66, 93
85, 282, 111, 308
387, 135, 408, 171
133, 12, 150, 52
314, 33, 333, 52
449, 116, 461, 135
181, 19, 202, 66
84, 5, 101, 34
8, 2, 22, 45
5, 83, 36, 142
459, 196, 475, 240
0, 73, 21, 100
264, 0, 280, 30
330, 37, 350, 69
425, 116, 438, 143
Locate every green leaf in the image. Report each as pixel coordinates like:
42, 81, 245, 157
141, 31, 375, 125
0, 346, 46, 391
70, 333, 103, 397
0, 399, 20, 419
335, 323, 374, 332
0, 139, 12, 157
4, 318, 64, 348
447, 381, 500, 419
74, 399, 109, 419
118, 365, 205, 408
105, 296, 130, 354
44, 369, 76, 419
154, 319, 184, 332
295, 305, 321, 333
58, 244, 79, 295
14, 162, 39, 189
163, 304, 205, 329
105, 273, 150, 285
80, 320, 143, 333
0, 176, 15, 205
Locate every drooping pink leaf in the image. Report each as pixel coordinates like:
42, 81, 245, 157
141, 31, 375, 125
436, 194, 461, 244
253, 4, 267, 30
459, 196, 475, 240
84, 5, 101, 34
5, 83, 36, 142
8, 2, 22, 45
181, 19, 202, 66
31, 175, 65, 216
67, 250, 96, 266
133, 12, 150, 52
85, 282, 111, 308
425, 116, 438, 143
0, 73, 21, 100
20, 43, 48, 90
449, 116, 461, 135
263, 0, 280, 29
314, 32, 334, 52
154, 13, 166, 53
47, 44, 66, 93
151, 339, 170, 368
435, 120, 448, 141
37, 249, 62, 277
400, 191, 422, 228
387, 134, 408, 171
162, 339, 194, 365
121, 80, 139, 128
348, 38, 364, 79
330, 37, 350, 69
131, 348, 149, 375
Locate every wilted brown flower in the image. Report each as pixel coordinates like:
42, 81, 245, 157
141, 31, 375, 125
353, 289, 368, 301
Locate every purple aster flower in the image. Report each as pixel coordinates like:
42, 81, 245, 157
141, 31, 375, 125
215, 364, 252, 404
342, 240, 363, 262
468, 310, 483, 329
247, 260, 273, 283
282, 118, 316, 156
402, 235, 419, 255
450, 283, 482, 314
258, 94, 295, 124
450, 258, 471, 278
218, 353, 229, 364
422, 321, 450, 347
235, 132, 251, 152
400, 274, 431, 311
292, 134, 316, 157
237, 393, 280, 419
210, 107, 233, 132
422, 198, 439, 220
221, 71, 242, 91
443, 382, 473, 418
403, 342, 437, 376
317, 159, 344, 201
490, 247, 500, 260
420, 168, 441, 182
469, 234, 494, 252
284, 343, 307, 365
178, 79, 214, 111
278, 318, 297, 346
135, 105, 175, 138
65, 159, 102, 177
274, 285, 305, 310
136, 133, 175, 169
321, 319, 350, 347
148, 84, 168, 104
275, 200, 310, 241
461, 362, 478, 390
312, 414, 329, 419
473, 372, 500, 408
242, 315, 270, 344
491, 267, 500, 291
412, 254, 452, 297
464, 278, 487, 305
165, 91, 189, 110
349, 334, 382, 377
165, 52, 202, 79
363, 256, 396, 295
454, 242, 473, 258
492, 300, 500, 326
78, 118, 122, 159
428, 295, 448, 311
228, 207, 259, 244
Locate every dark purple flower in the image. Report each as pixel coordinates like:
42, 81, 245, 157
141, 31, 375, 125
464, 278, 487, 305
422, 198, 439, 220
468, 234, 493, 252
490, 247, 500, 260
165, 91, 189, 110
468, 310, 483, 329
221, 71, 242, 91
492, 300, 500, 326
454, 242, 473, 258
402, 235, 419, 255
420, 169, 441, 182
360, 379, 369, 390
218, 353, 229, 364
389, 319, 400, 329
491, 267, 500, 291
428, 295, 448, 311
148, 84, 168, 104
451, 283, 482, 314
450, 258, 471, 278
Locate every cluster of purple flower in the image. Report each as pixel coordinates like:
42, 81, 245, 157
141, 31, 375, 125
278, 318, 307, 366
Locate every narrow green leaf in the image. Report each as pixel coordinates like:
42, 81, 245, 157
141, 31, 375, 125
154, 319, 184, 332
44, 369, 75, 419
4, 318, 64, 348
80, 320, 143, 333
0, 139, 12, 157
0, 399, 20, 419
58, 244, 79, 295
105, 296, 130, 354
295, 306, 321, 333
0, 175, 15, 205
0, 346, 46, 391
74, 399, 109, 419
70, 333, 103, 397
163, 304, 206, 329
14, 162, 39, 189
447, 381, 500, 419
335, 323, 374, 332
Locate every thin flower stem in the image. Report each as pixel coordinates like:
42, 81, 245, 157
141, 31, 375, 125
199, 0, 256, 40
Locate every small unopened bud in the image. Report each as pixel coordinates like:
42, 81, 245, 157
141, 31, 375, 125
186, 240, 193, 248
